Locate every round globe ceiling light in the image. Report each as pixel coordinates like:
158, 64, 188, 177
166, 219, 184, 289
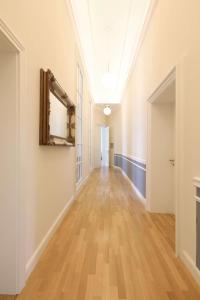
103, 105, 112, 116
102, 72, 116, 89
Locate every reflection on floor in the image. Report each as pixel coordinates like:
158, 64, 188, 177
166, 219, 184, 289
1, 168, 200, 300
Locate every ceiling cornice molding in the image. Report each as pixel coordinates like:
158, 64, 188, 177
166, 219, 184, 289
120, 0, 159, 102
68, 0, 157, 104
86, 0, 95, 64
116, 0, 134, 91
65, 0, 95, 103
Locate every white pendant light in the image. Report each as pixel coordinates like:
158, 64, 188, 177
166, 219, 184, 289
103, 105, 112, 116
102, 72, 116, 89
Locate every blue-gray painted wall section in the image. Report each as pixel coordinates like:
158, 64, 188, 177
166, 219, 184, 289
114, 154, 146, 198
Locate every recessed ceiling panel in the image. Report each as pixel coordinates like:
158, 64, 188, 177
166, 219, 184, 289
69, 0, 152, 103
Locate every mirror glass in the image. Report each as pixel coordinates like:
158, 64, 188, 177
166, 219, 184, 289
49, 92, 68, 139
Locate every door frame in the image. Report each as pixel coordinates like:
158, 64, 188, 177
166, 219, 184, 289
146, 67, 180, 256
0, 18, 26, 293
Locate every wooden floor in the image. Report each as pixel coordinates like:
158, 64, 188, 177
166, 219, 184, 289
1, 168, 200, 300
150, 213, 175, 253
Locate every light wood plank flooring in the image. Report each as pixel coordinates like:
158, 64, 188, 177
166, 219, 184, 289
150, 213, 175, 253
1, 167, 200, 299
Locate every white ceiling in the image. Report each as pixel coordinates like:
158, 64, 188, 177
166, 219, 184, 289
69, 0, 152, 103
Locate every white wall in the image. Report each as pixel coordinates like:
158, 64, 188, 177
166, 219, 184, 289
0, 51, 18, 294
109, 0, 200, 282
0, 0, 95, 290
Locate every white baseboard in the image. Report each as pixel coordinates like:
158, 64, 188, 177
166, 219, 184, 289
25, 195, 75, 279
25, 172, 92, 281
180, 250, 200, 285
76, 174, 89, 194
114, 166, 146, 206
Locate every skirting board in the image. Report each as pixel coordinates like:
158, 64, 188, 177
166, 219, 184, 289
25, 173, 91, 281
180, 251, 200, 285
25, 195, 75, 279
76, 174, 89, 194
114, 166, 146, 206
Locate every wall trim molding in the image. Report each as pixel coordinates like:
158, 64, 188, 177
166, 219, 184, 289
147, 67, 176, 104
114, 154, 146, 171
25, 173, 91, 280
128, 155, 146, 165
114, 154, 146, 198
121, 0, 158, 101
114, 166, 146, 206
25, 195, 75, 279
65, 0, 94, 102
26, 172, 91, 281
0, 18, 24, 52
180, 251, 200, 285
115, 153, 146, 165
76, 174, 89, 194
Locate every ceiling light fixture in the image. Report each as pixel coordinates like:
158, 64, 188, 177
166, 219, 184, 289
103, 105, 112, 116
102, 72, 116, 89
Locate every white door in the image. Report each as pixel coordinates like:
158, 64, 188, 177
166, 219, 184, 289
147, 77, 176, 214
0, 34, 23, 294
94, 125, 101, 168
101, 127, 109, 167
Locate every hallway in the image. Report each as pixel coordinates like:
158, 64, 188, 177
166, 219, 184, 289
14, 168, 200, 300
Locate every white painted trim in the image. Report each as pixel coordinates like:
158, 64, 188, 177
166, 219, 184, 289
114, 154, 146, 171
76, 174, 89, 194
193, 177, 200, 188
76, 177, 83, 191
195, 196, 200, 204
121, 0, 158, 101
146, 67, 180, 257
146, 102, 152, 212
114, 166, 146, 206
65, 0, 94, 102
128, 155, 146, 165
25, 196, 75, 279
0, 17, 26, 294
132, 0, 158, 75
25, 171, 91, 282
193, 178, 200, 202
0, 18, 24, 52
148, 68, 176, 104
175, 55, 188, 258
180, 251, 200, 285
115, 153, 146, 165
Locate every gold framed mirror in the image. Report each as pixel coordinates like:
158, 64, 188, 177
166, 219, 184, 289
39, 69, 75, 147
